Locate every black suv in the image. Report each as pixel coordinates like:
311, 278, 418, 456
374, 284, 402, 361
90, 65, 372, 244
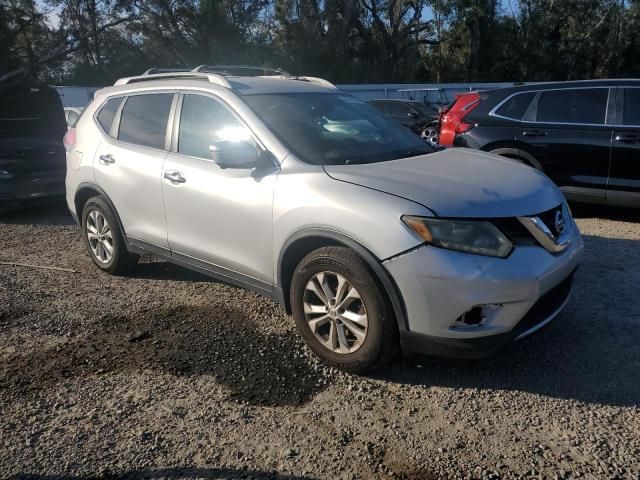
368, 99, 440, 145
449, 80, 640, 208
0, 83, 67, 212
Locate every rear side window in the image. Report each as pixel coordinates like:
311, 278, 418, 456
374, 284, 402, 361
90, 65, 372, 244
388, 102, 411, 116
178, 94, 250, 159
623, 88, 640, 126
96, 98, 121, 133
536, 88, 608, 125
118, 94, 174, 149
494, 92, 535, 120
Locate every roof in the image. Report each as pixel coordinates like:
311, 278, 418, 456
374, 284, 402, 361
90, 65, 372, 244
488, 78, 640, 95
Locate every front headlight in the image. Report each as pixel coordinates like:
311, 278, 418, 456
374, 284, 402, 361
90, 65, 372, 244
402, 216, 513, 258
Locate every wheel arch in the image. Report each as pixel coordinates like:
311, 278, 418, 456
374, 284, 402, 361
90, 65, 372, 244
277, 229, 408, 332
482, 143, 542, 170
74, 183, 128, 240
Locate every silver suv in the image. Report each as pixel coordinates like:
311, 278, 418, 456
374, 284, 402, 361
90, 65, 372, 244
65, 67, 584, 372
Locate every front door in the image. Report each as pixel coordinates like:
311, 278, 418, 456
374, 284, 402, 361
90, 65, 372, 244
161, 93, 277, 285
517, 87, 613, 203
608, 87, 640, 207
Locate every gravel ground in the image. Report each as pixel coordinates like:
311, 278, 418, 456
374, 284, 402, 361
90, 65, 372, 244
1, 200, 639, 480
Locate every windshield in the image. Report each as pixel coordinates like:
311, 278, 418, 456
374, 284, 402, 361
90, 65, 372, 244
243, 93, 434, 165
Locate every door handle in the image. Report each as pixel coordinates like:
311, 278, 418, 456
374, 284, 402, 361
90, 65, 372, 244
99, 154, 115, 164
164, 170, 186, 183
522, 130, 547, 137
614, 134, 640, 143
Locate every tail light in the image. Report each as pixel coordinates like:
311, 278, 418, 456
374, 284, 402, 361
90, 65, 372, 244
63, 128, 76, 152
439, 92, 480, 146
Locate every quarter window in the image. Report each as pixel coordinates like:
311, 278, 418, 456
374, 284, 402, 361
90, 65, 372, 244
494, 92, 535, 120
96, 97, 121, 134
178, 94, 250, 159
118, 94, 173, 149
623, 88, 640, 126
536, 88, 608, 125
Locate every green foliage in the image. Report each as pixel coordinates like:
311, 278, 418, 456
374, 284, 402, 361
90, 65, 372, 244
1, 0, 639, 85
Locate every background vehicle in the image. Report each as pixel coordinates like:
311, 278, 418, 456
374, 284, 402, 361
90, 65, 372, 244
367, 99, 441, 145
0, 83, 67, 212
66, 67, 582, 373
64, 107, 83, 128
439, 80, 640, 208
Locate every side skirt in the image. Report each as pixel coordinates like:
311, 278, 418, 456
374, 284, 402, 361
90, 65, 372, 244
126, 237, 280, 304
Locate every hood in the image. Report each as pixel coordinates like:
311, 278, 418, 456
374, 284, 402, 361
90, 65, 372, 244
323, 148, 564, 218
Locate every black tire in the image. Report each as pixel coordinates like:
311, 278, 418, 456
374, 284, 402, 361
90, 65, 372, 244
290, 246, 398, 373
81, 196, 139, 275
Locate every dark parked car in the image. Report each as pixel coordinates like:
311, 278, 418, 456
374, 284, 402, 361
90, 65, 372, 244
0, 84, 67, 212
368, 99, 441, 145
440, 80, 640, 208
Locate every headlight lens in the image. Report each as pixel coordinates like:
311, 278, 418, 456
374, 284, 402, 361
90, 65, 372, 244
403, 216, 513, 258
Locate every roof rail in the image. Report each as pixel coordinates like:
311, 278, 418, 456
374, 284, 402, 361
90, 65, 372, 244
116, 66, 336, 90
292, 76, 337, 89
192, 64, 289, 76
114, 71, 231, 88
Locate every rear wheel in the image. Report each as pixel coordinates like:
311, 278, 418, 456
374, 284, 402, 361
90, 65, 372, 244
81, 196, 139, 274
290, 247, 398, 373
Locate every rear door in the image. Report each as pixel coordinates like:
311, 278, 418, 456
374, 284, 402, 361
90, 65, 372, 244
608, 87, 640, 207
517, 87, 613, 202
93, 92, 175, 249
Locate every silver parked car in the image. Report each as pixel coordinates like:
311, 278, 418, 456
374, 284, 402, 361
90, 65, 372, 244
65, 67, 584, 373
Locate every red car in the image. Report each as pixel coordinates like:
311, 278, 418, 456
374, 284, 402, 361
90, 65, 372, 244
438, 92, 481, 146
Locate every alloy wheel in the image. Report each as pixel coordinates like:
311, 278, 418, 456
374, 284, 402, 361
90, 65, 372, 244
421, 125, 439, 146
86, 210, 113, 264
303, 271, 368, 354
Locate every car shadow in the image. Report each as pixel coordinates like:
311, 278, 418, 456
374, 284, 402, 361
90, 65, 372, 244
1, 303, 330, 407
0, 198, 73, 226
7, 467, 316, 480
376, 233, 640, 408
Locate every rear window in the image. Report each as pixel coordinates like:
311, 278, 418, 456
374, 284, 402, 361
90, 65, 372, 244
623, 88, 640, 126
0, 85, 65, 134
96, 98, 122, 133
536, 88, 609, 125
117, 94, 174, 149
494, 92, 535, 120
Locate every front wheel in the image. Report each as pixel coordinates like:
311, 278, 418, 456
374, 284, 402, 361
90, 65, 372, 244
290, 247, 398, 373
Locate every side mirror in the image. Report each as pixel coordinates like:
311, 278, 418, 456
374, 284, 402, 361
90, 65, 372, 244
210, 140, 259, 169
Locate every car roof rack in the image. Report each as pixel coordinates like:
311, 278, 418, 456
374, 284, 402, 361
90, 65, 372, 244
114, 65, 336, 89
191, 64, 289, 77
114, 71, 232, 88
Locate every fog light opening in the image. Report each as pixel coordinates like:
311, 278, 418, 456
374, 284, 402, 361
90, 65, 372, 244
453, 304, 503, 329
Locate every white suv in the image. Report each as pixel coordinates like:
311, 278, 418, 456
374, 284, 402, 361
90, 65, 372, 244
65, 67, 583, 372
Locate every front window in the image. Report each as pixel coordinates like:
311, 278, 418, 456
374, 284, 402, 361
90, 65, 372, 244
243, 93, 433, 165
